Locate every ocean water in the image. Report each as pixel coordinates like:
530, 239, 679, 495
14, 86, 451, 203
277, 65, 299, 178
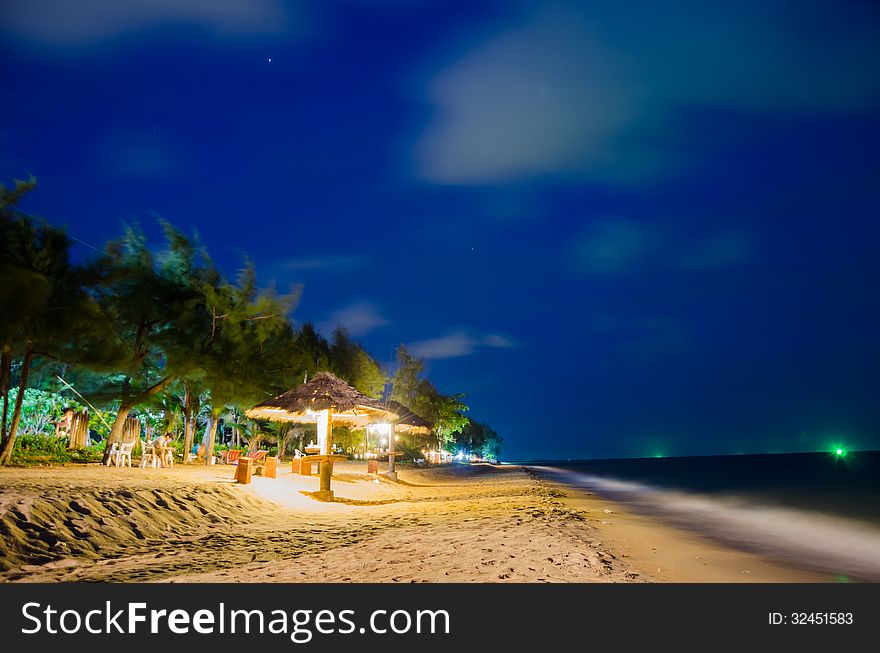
527, 451, 880, 581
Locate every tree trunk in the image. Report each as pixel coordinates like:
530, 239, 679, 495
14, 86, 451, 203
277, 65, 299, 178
278, 427, 291, 461
0, 347, 11, 441
0, 350, 33, 466
182, 384, 199, 463
101, 402, 133, 465
204, 411, 219, 465
183, 412, 194, 463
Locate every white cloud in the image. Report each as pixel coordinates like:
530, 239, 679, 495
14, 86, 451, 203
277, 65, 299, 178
319, 301, 389, 337
408, 330, 517, 359
482, 333, 516, 349
281, 255, 373, 272
414, 1, 880, 185
414, 6, 635, 184
570, 218, 751, 276
0, 0, 295, 46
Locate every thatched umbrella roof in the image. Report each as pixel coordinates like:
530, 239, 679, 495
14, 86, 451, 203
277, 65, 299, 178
246, 372, 398, 426
385, 400, 433, 435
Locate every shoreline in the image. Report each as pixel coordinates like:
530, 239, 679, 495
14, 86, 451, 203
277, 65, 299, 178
0, 461, 827, 583
530, 467, 829, 582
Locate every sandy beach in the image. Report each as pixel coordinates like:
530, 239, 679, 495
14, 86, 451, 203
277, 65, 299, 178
0, 462, 822, 583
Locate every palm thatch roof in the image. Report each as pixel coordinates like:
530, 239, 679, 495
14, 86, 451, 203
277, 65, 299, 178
385, 399, 433, 435
246, 372, 398, 426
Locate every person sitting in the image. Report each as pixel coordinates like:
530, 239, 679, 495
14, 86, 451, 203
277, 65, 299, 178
149, 433, 173, 467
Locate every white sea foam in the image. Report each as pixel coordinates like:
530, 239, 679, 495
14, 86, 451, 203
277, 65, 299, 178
534, 466, 880, 580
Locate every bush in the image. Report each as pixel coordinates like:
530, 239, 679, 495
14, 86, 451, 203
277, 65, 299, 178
5, 388, 83, 438
10, 433, 104, 466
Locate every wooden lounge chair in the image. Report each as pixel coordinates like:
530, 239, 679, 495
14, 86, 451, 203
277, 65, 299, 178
246, 449, 270, 475
230, 449, 270, 479
224, 449, 243, 465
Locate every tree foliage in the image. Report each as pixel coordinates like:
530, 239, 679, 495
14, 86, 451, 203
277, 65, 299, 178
457, 419, 503, 460
330, 326, 386, 399
0, 181, 500, 464
390, 345, 471, 448
0, 179, 102, 463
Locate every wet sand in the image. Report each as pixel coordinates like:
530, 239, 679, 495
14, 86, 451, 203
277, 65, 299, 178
0, 461, 821, 582
556, 480, 826, 582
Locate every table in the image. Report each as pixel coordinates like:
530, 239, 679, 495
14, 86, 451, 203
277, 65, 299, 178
153, 446, 174, 468
293, 453, 347, 476
293, 454, 348, 501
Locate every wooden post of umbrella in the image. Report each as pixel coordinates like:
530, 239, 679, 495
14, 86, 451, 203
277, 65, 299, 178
386, 443, 398, 482
316, 408, 334, 501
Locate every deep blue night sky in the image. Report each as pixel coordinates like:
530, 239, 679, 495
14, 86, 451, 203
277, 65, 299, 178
2, 1, 879, 460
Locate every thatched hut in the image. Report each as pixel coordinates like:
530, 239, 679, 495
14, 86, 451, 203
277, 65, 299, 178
384, 399, 432, 436
246, 372, 398, 499
362, 400, 434, 480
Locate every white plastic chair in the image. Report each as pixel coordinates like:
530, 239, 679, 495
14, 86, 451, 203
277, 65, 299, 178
115, 441, 134, 467
105, 442, 119, 466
